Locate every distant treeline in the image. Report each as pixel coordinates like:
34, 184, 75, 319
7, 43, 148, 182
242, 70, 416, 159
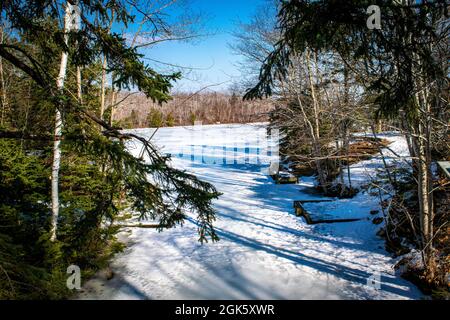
112, 91, 274, 128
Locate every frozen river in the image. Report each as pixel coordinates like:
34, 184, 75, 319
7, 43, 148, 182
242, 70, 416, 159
79, 123, 421, 300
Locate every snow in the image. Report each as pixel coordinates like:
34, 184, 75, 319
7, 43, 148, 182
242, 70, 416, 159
78, 123, 422, 300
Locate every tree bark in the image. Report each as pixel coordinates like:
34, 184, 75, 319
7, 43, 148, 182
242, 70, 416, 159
415, 121, 432, 264
76, 66, 82, 103
0, 27, 8, 126
99, 9, 114, 120
50, 2, 76, 242
305, 50, 327, 192
412, 59, 434, 269
99, 54, 107, 119
109, 86, 117, 126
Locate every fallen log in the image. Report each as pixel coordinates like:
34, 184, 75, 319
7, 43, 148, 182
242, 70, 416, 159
118, 223, 164, 229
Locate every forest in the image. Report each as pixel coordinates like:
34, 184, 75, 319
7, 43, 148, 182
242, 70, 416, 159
0, 0, 448, 301
112, 91, 273, 127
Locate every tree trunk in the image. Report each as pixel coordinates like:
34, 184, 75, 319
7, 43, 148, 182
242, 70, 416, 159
76, 66, 82, 103
50, 2, 76, 242
415, 125, 432, 264
99, 10, 114, 120
344, 125, 352, 190
408, 83, 433, 272
109, 87, 117, 126
99, 54, 107, 119
305, 50, 327, 192
0, 27, 8, 126
411, 46, 434, 269
337, 139, 344, 186
375, 118, 382, 133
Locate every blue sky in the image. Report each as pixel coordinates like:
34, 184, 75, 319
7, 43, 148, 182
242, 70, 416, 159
138, 0, 268, 92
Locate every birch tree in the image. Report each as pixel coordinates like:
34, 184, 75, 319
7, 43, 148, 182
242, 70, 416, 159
0, 0, 224, 298
0, 0, 219, 245
50, 1, 80, 241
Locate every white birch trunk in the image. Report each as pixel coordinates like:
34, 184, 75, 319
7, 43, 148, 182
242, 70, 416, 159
99, 54, 107, 119
50, 2, 78, 241
77, 67, 82, 103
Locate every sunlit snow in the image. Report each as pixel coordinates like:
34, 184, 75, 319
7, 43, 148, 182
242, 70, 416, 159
79, 123, 421, 300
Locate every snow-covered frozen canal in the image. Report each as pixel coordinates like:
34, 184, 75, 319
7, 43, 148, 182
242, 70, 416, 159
79, 123, 422, 300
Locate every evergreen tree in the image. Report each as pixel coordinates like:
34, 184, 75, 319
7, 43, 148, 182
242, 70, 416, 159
0, 0, 220, 298
245, 0, 449, 275
166, 112, 175, 127
147, 108, 164, 127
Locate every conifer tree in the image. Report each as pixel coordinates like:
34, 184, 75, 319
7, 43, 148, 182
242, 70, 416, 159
0, 1, 221, 297
246, 0, 449, 272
